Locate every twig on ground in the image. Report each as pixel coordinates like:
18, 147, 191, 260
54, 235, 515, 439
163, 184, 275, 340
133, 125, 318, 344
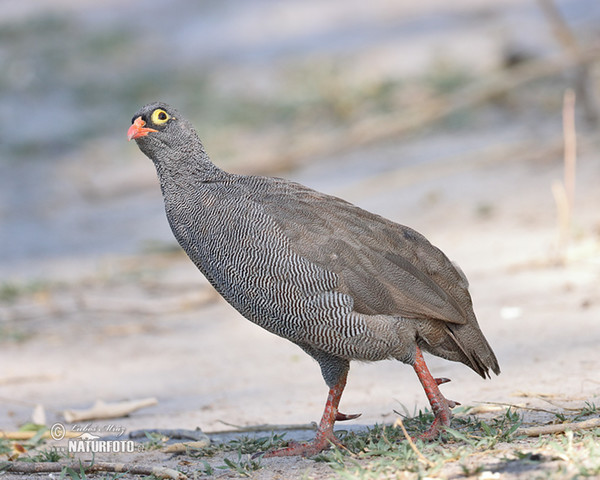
462, 403, 510, 415
478, 401, 567, 416
63, 397, 158, 423
513, 391, 590, 403
163, 440, 210, 453
0, 431, 81, 440
207, 421, 317, 435
0, 461, 186, 479
517, 417, 600, 437
129, 428, 209, 441
393, 417, 435, 468
514, 392, 592, 411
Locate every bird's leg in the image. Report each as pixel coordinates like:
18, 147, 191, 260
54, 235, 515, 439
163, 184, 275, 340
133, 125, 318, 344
263, 373, 349, 457
412, 345, 459, 440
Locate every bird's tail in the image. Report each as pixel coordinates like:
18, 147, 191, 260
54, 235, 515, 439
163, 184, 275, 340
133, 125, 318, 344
445, 322, 500, 379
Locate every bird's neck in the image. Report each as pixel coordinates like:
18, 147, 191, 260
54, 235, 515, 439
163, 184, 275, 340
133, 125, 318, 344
153, 146, 230, 195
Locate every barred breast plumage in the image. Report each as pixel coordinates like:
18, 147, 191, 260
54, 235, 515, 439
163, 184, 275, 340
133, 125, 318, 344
128, 102, 500, 456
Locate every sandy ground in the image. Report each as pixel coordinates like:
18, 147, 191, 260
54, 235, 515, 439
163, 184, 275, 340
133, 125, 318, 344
1, 124, 599, 478
1, 1, 600, 478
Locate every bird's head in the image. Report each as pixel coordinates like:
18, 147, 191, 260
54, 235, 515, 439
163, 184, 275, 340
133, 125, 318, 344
128, 102, 199, 162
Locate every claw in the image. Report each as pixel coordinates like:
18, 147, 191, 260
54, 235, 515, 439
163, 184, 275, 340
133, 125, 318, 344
335, 412, 361, 421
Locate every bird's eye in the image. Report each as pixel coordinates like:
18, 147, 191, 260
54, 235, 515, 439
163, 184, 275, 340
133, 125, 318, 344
151, 109, 170, 125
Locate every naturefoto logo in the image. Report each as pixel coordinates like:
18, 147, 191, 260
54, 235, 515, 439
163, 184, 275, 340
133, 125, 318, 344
50, 423, 141, 453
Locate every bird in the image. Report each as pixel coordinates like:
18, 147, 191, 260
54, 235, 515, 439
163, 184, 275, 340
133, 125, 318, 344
127, 102, 500, 456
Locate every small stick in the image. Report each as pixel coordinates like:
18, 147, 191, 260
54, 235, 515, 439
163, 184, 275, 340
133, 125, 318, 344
129, 428, 209, 441
0, 431, 81, 440
163, 440, 210, 453
478, 401, 570, 415
208, 421, 317, 435
393, 417, 435, 468
514, 392, 591, 410
63, 397, 158, 423
552, 88, 577, 262
517, 417, 600, 437
0, 461, 186, 479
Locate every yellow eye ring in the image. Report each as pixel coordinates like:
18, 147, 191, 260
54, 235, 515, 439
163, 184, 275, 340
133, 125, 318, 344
151, 109, 170, 125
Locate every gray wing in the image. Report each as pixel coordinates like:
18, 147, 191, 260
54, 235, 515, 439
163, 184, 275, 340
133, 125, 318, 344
256, 178, 473, 325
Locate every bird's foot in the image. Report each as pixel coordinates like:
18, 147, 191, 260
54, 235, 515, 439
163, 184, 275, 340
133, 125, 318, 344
261, 431, 342, 458
412, 347, 462, 440
335, 411, 361, 421
414, 389, 458, 440
417, 415, 449, 441
407, 395, 457, 442
260, 372, 354, 457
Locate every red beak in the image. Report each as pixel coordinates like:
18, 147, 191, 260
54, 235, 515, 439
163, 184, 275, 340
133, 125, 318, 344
127, 116, 158, 141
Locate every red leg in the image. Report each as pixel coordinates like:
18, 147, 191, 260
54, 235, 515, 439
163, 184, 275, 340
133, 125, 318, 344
412, 345, 458, 440
264, 372, 351, 457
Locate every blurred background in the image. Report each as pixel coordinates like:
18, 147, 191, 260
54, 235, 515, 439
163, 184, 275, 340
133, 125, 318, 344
1, 0, 599, 438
